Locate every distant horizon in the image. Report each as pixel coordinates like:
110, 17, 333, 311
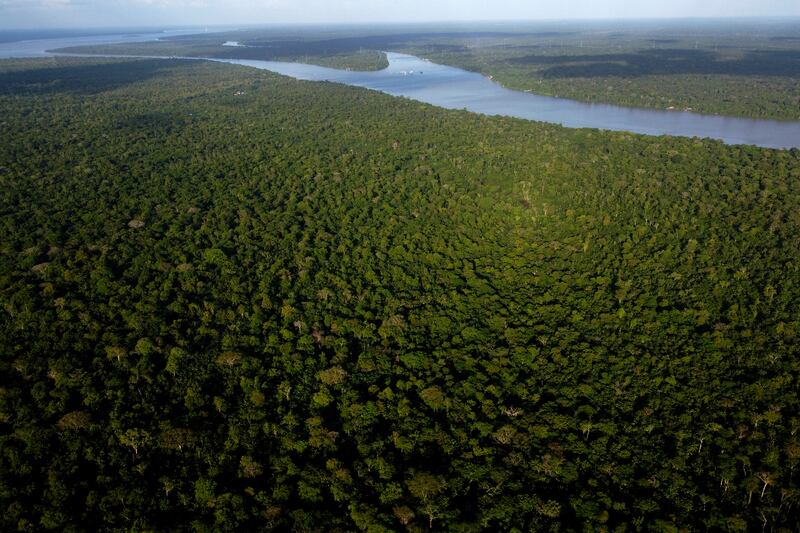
2, 0, 800, 31
2, 15, 800, 32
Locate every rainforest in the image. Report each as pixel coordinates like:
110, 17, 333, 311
1, 17, 800, 533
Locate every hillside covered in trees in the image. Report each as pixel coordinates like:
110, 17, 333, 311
0, 56, 799, 531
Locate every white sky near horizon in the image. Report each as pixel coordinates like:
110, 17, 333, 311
0, 0, 799, 30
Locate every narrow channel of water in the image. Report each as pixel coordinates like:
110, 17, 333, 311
0, 30, 189, 58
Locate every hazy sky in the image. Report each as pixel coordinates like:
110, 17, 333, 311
1, 0, 799, 29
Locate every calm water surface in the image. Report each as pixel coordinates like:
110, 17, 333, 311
220, 53, 800, 150
0, 30, 189, 58
2, 33, 799, 149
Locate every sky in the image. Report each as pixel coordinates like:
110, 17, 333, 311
1, 0, 800, 29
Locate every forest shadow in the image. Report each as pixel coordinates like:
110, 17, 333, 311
508, 48, 800, 78
0, 59, 172, 96
116, 110, 192, 133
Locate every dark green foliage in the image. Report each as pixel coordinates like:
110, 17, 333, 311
0, 56, 799, 531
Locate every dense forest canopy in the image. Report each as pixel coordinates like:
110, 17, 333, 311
0, 55, 799, 531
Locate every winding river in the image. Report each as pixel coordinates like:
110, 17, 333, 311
219, 53, 800, 150
2, 31, 800, 149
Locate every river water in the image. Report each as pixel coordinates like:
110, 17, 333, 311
2, 32, 799, 149
0, 30, 189, 58
221, 53, 800, 150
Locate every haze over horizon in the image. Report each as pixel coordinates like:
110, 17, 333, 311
1, 0, 800, 30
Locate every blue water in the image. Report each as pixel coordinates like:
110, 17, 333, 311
2, 31, 799, 149
219, 53, 800, 150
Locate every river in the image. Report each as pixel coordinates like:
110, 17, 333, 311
2, 31, 799, 149
220, 53, 800, 150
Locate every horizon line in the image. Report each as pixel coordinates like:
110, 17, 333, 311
2, 15, 800, 32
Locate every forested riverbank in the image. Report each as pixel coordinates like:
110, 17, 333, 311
55, 36, 389, 72
51, 21, 800, 120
